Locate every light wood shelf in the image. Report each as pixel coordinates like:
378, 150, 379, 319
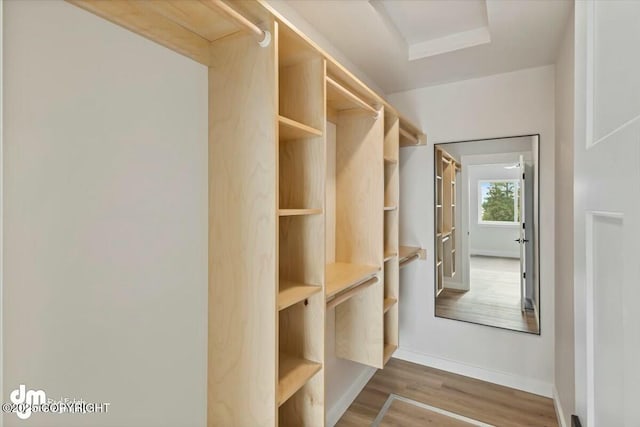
278, 115, 322, 141
384, 157, 398, 165
278, 353, 322, 406
326, 76, 377, 114
67, 2, 426, 423
399, 246, 426, 268
435, 146, 460, 289
383, 343, 397, 365
384, 206, 397, 211
383, 297, 397, 313
325, 262, 380, 299
399, 127, 420, 146
278, 208, 322, 216
278, 281, 322, 311
384, 250, 397, 262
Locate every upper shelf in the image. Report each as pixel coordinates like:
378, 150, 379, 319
326, 76, 378, 115
278, 280, 321, 311
278, 115, 322, 141
399, 246, 426, 268
71, 0, 425, 137
69, 0, 269, 66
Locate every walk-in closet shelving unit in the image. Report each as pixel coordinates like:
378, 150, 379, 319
382, 109, 400, 364
435, 146, 460, 296
68, 1, 425, 425
397, 114, 428, 270
326, 71, 385, 370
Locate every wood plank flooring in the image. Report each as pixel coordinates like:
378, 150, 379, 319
377, 397, 478, 426
337, 358, 558, 427
436, 256, 538, 333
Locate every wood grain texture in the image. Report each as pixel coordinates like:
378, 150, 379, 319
279, 57, 324, 130
327, 76, 377, 114
279, 216, 324, 288
139, 0, 239, 41
278, 209, 322, 216
333, 106, 384, 368
278, 115, 322, 141
278, 291, 325, 425
335, 278, 385, 368
278, 281, 321, 311
326, 276, 378, 311
278, 353, 322, 406
208, 23, 277, 427
325, 262, 380, 298
276, 29, 326, 427
337, 358, 558, 427
383, 112, 400, 362
279, 139, 324, 210
335, 110, 384, 266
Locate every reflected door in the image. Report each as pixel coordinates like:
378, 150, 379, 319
519, 155, 526, 312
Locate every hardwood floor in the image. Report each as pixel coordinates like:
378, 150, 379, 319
377, 397, 477, 426
337, 358, 558, 427
436, 256, 538, 333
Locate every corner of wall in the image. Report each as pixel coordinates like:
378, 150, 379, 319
0, 0, 5, 423
326, 366, 376, 427
395, 347, 554, 398
553, 385, 569, 427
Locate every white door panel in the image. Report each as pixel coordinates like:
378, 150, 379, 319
575, 2, 640, 426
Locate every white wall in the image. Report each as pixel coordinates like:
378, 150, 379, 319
3, 2, 208, 426
554, 8, 575, 426
390, 65, 555, 396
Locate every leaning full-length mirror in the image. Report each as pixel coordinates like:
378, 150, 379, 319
434, 135, 540, 334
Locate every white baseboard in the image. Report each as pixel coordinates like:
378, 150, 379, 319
443, 280, 469, 291
394, 347, 553, 398
470, 249, 520, 259
553, 386, 568, 427
326, 367, 376, 427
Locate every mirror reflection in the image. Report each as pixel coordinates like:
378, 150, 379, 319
434, 135, 540, 334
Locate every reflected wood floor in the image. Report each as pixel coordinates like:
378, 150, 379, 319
436, 256, 538, 333
337, 358, 558, 427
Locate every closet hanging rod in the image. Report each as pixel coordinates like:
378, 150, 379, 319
399, 253, 420, 268
326, 277, 378, 310
209, 0, 271, 47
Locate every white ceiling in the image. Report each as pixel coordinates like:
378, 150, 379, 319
375, 0, 488, 44
284, 0, 572, 94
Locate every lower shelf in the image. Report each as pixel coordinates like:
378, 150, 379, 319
383, 343, 397, 366
325, 262, 380, 299
278, 353, 322, 406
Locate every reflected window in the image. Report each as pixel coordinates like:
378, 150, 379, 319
478, 180, 520, 225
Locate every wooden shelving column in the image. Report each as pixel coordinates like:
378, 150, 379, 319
67, 2, 426, 424
435, 147, 460, 296
277, 24, 325, 426
383, 109, 400, 365
325, 74, 385, 369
